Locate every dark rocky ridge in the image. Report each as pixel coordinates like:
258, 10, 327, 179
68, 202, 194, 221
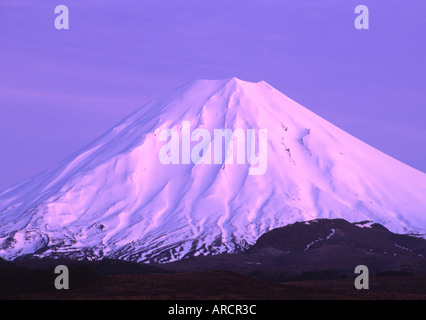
162, 218, 426, 279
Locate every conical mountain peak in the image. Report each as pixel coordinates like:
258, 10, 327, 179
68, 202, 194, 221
0, 79, 425, 262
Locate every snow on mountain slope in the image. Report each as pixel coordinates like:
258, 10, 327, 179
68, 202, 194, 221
0, 78, 425, 262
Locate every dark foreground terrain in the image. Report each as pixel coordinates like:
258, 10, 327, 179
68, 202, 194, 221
2, 270, 426, 300
2, 219, 426, 300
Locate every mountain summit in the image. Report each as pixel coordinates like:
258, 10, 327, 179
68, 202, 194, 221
0, 78, 425, 262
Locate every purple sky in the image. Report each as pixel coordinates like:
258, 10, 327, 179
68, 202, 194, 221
0, 0, 425, 190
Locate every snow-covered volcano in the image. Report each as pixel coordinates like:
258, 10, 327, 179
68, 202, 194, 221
1, 78, 425, 262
